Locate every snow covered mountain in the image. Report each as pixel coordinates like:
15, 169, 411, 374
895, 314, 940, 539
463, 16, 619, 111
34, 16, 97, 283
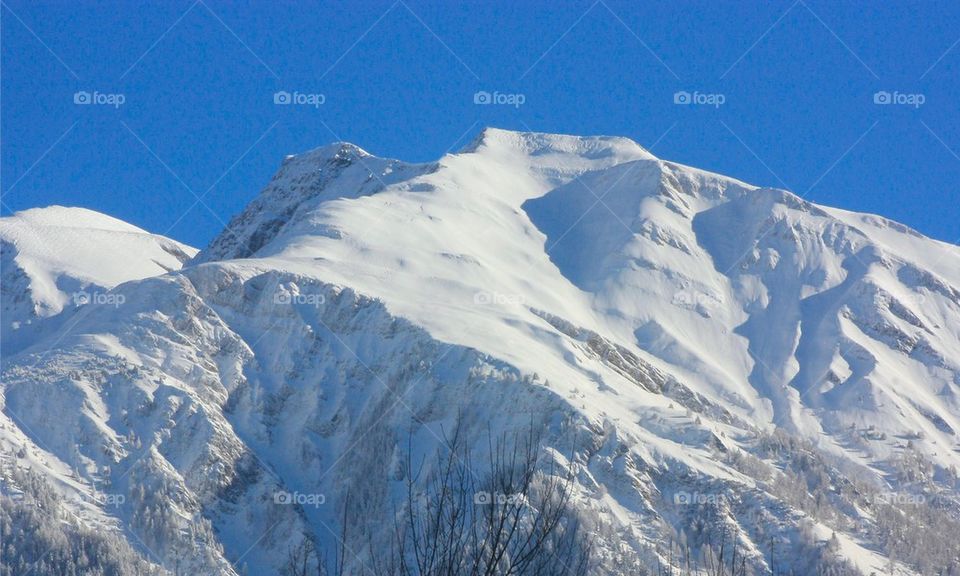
2, 128, 959, 575
0, 206, 196, 354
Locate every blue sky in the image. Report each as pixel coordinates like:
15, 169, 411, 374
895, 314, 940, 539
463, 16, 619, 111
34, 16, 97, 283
3, 0, 959, 248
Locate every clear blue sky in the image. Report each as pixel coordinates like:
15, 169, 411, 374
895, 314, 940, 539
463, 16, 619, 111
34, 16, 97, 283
3, 0, 959, 248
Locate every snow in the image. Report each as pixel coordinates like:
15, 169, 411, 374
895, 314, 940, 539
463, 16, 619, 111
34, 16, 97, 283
1, 205, 197, 352
2, 128, 959, 575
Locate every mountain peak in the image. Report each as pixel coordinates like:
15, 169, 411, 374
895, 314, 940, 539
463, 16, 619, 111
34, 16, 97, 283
5, 130, 960, 576
0, 206, 196, 350
462, 126, 656, 162
192, 141, 432, 264
282, 141, 372, 165
6, 205, 152, 234
195, 128, 660, 264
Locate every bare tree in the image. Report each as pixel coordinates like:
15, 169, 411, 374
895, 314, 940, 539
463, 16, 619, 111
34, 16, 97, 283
282, 492, 351, 576
373, 421, 592, 576
282, 536, 318, 576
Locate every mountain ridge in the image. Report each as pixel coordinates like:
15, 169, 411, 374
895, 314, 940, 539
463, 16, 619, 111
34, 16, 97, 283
2, 128, 959, 575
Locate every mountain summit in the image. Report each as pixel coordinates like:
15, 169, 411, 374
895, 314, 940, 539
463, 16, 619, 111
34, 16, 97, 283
2, 129, 959, 575
0, 206, 196, 353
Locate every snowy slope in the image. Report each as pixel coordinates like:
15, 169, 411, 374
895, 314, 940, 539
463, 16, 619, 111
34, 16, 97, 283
2, 129, 959, 576
0, 206, 197, 353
